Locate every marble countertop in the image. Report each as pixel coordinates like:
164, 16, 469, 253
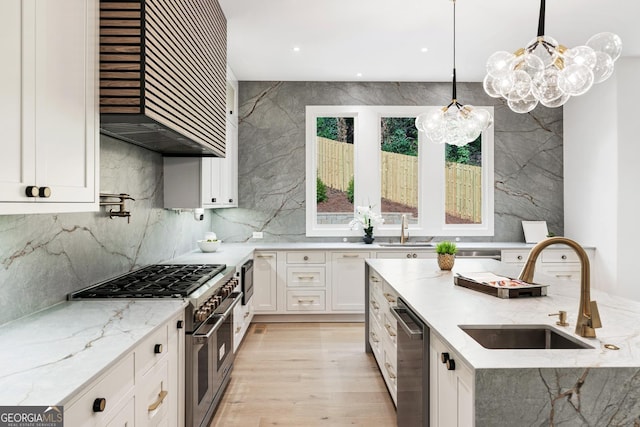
249, 241, 544, 250
172, 241, 571, 266
366, 258, 639, 370
167, 244, 254, 268
0, 299, 187, 405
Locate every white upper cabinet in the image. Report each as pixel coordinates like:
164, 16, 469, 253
164, 66, 238, 210
0, 0, 98, 214
203, 66, 239, 208
0, 0, 32, 204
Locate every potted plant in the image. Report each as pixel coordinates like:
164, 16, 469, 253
436, 241, 457, 270
349, 205, 384, 244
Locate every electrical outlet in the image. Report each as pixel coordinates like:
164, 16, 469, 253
252, 231, 264, 239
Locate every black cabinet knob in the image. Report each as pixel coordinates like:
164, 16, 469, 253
517, 255, 523, 260
212, 198, 217, 203
406, 254, 411, 259
561, 255, 567, 260
176, 320, 184, 329
440, 352, 450, 363
39, 187, 51, 198
154, 344, 163, 354
228, 198, 233, 203
93, 397, 106, 412
25, 186, 39, 197
446, 359, 456, 371
412, 253, 417, 258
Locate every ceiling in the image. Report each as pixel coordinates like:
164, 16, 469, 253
218, 0, 640, 82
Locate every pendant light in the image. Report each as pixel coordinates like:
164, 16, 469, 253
415, 0, 493, 147
483, 0, 622, 113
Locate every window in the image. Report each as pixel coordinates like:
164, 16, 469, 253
316, 116, 354, 226
305, 106, 494, 237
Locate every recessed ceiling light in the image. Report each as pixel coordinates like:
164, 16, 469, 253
356, 73, 363, 77
421, 47, 429, 53
292, 46, 301, 52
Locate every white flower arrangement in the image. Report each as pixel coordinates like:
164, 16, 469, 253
349, 205, 384, 236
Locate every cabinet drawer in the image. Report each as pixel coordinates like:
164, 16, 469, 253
286, 266, 326, 287
377, 251, 435, 259
368, 314, 383, 363
369, 271, 383, 296
369, 294, 383, 324
286, 290, 326, 311
139, 357, 171, 425
541, 250, 580, 263
382, 285, 398, 307
382, 312, 397, 346
65, 353, 134, 425
501, 250, 529, 263
540, 265, 581, 281
136, 323, 169, 376
286, 251, 325, 264
382, 347, 398, 404
105, 397, 134, 427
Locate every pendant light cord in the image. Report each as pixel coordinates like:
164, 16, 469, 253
537, 0, 546, 37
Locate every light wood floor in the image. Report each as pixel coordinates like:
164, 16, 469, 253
209, 323, 397, 427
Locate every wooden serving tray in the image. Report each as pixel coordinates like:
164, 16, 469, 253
454, 273, 548, 299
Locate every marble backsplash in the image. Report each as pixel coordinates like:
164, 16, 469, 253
475, 367, 640, 426
211, 81, 564, 243
0, 136, 212, 325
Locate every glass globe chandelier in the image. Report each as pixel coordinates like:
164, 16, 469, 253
415, 0, 493, 147
483, 0, 622, 113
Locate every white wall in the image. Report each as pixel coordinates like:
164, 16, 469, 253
616, 59, 640, 300
565, 57, 640, 300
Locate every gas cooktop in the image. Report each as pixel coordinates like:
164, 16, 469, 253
70, 264, 226, 299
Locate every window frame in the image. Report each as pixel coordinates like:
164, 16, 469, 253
305, 105, 494, 237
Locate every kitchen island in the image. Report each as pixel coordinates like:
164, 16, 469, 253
365, 258, 640, 426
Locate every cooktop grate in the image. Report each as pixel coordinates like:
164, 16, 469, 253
71, 264, 226, 299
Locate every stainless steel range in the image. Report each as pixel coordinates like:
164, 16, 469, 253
70, 263, 242, 427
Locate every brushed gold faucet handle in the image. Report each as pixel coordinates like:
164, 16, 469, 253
548, 310, 569, 326
589, 301, 602, 329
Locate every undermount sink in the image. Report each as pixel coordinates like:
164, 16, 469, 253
377, 242, 435, 247
459, 324, 593, 350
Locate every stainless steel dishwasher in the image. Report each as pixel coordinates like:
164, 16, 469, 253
391, 298, 429, 427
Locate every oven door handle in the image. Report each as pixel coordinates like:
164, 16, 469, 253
192, 292, 243, 345
219, 292, 243, 322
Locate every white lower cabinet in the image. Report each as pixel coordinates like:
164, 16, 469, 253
138, 357, 170, 426
233, 297, 254, 352
65, 311, 185, 427
430, 332, 474, 427
501, 247, 596, 286
331, 252, 372, 312
253, 251, 278, 312
367, 269, 398, 405
283, 251, 328, 313
65, 353, 135, 427
253, 250, 373, 316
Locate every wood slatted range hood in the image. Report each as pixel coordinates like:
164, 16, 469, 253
100, 0, 227, 157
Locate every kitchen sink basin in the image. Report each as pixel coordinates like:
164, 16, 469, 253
459, 324, 593, 350
377, 242, 434, 247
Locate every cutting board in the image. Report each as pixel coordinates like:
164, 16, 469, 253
454, 272, 548, 299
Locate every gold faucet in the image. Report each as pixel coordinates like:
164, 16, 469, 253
400, 214, 408, 243
518, 236, 602, 338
